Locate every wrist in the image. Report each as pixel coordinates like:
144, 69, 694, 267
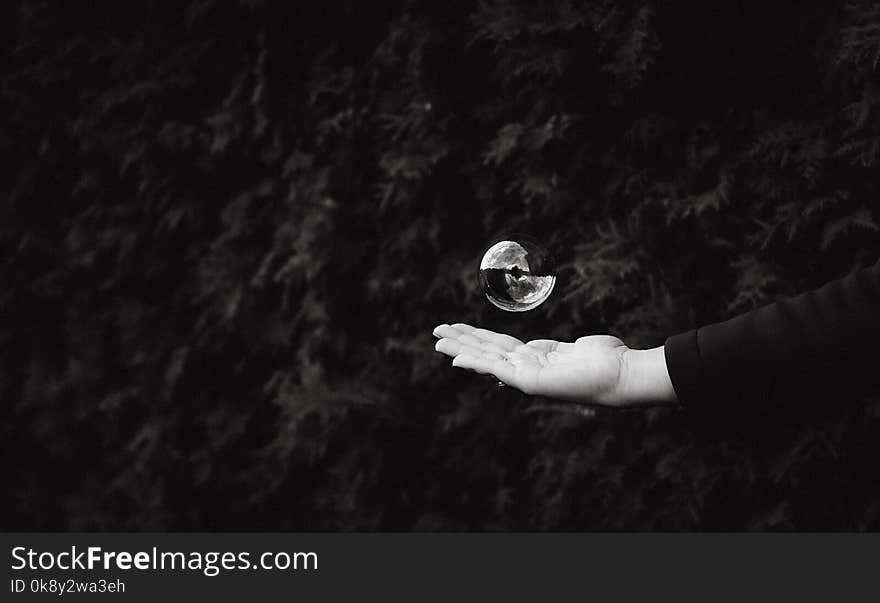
619, 346, 678, 407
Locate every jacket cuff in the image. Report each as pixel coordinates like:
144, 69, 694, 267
664, 329, 703, 407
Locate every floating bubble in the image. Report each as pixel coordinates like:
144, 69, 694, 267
478, 236, 556, 312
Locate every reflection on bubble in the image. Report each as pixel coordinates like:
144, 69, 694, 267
478, 236, 556, 312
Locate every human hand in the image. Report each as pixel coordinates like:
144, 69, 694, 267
432, 323, 677, 408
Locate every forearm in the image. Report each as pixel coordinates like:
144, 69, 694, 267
664, 259, 880, 408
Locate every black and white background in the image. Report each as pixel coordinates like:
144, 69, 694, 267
3, 0, 880, 532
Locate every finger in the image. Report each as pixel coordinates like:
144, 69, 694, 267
455, 332, 509, 355
452, 355, 521, 388
433, 324, 465, 339
437, 324, 520, 353
477, 341, 509, 355
452, 354, 514, 380
470, 327, 524, 351
434, 327, 509, 355
432, 324, 449, 338
461, 345, 487, 358
434, 338, 458, 357
457, 334, 483, 347
450, 323, 477, 333
445, 323, 514, 347
435, 339, 483, 358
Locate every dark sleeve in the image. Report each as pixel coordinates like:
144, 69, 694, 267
664, 259, 880, 409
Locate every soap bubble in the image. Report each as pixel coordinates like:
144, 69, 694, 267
478, 236, 556, 312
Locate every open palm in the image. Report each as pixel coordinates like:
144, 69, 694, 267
432, 323, 631, 407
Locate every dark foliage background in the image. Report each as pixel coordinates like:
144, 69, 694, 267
3, 0, 880, 530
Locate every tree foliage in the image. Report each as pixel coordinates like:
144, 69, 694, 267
3, 0, 880, 530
